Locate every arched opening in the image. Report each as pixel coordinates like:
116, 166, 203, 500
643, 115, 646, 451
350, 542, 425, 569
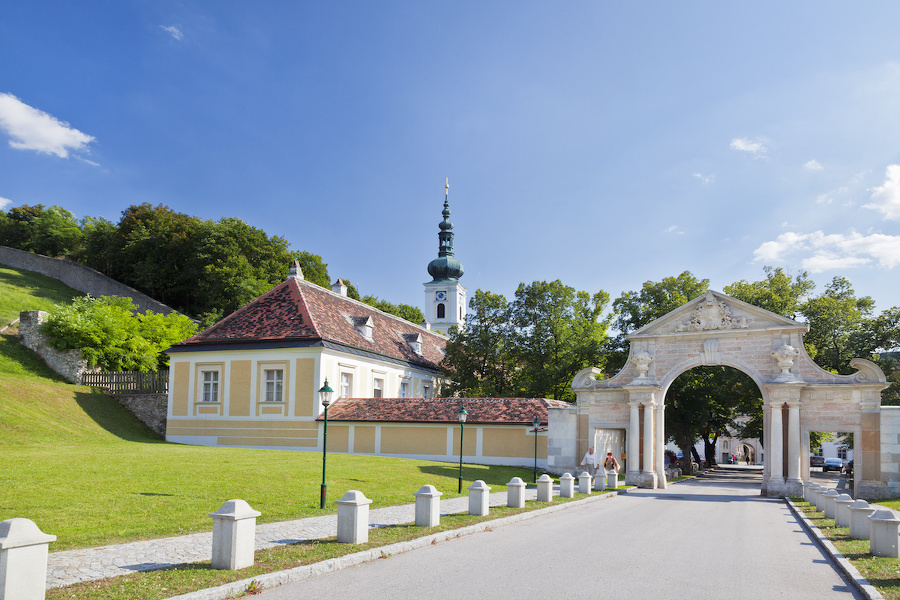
664, 365, 763, 476
436, 303, 445, 319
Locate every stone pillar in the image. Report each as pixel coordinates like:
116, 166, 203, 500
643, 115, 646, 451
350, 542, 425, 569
507, 477, 526, 508
536, 474, 554, 503
595, 472, 606, 491
786, 401, 802, 486
823, 489, 839, 519
769, 402, 784, 482
814, 487, 828, 513
414, 485, 442, 527
627, 400, 640, 485
559, 473, 575, 498
607, 471, 619, 489
337, 490, 372, 544
834, 494, 854, 528
642, 399, 655, 485
869, 510, 900, 558
578, 472, 592, 495
468, 480, 490, 515
802, 481, 817, 503
849, 500, 876, 540
210, 499, 261, 570
655, 401, 667, 490
0, 518, 56, 600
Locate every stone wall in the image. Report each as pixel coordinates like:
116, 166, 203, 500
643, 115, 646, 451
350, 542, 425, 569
0, 246, 175, 315
17, 310, 92, 384
881, 406, 900, 497
117, 394, 167, 437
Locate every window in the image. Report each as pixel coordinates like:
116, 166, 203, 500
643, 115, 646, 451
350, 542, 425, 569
423, 384, 431, 399
838, 447, 848, 459
264, 369, 284, 402
341, 373, 353, 398
437, 303, 445, 319
373, 378, 383, 399
399, 381, 409, 398
202, 371, 219, 402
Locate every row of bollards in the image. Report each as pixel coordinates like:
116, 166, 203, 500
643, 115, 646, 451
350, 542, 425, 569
1, 473, 613, 599
801, 481, 900, 558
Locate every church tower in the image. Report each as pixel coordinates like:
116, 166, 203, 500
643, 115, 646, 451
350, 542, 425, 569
424, 179, 466, 334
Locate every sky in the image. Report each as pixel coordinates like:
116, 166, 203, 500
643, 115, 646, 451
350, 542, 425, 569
1, 2, 899, 319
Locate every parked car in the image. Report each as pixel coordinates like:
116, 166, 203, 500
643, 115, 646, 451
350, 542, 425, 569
810, 456, 826, 468
823, 458, 843, 472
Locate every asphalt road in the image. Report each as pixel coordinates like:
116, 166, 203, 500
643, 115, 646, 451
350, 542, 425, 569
254, 469, 863, 600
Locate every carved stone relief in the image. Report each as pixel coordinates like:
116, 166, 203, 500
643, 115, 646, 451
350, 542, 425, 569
675, 292, 748, 332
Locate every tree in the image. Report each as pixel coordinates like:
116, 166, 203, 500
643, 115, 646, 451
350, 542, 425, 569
443, 290, 516, 397
360, 295, 425, 325
30, 206, 83, 258
295, 251, 330, 288
800, 277, 876, 374
724, 266, 815, 318
0, 204, 46, 250
41, 295, 197, 371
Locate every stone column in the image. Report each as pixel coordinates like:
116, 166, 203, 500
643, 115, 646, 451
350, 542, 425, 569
468, 480, 491, 515
0, 518, 56, 600
627, 400, 640, 485
559, 473, 575, 498
786, 401, 802, 487
769, 402, 784, 482
536, 474, 554, 503
578, 472, 593, 495
507, 477, 526, 508
869, 510, 900, 558
655, 400, 667, 490
641, 398, 657, 489
336, 490, 372, 544
823, 489, 840, 519
414, 485, 442, 527
849, 500, 876, 540
209, 499, 261, 570
834, 494, 854, 528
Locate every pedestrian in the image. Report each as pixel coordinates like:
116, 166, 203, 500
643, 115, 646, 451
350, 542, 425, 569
580, 447, 599, 476
603, 451, 619, 474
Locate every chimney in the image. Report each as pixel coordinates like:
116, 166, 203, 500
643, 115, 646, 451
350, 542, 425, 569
332, 279, 348, 296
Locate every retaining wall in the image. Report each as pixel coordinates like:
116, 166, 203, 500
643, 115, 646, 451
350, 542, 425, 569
117, 394, 167, 437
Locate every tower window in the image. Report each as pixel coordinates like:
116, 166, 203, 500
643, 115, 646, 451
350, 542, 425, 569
437, 303, 445, 319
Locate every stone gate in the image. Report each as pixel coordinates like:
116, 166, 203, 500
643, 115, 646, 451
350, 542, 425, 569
547, 291, 893, 499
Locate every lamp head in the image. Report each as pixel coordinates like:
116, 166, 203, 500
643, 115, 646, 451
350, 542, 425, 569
319, 379, 334, 408
458, 406, 468, 423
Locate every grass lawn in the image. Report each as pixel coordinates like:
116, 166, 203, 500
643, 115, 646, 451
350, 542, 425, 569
0, 265, 82, 327
793, 498, 900, 600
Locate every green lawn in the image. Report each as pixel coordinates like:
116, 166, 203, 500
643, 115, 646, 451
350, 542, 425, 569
0, 265, 82, 327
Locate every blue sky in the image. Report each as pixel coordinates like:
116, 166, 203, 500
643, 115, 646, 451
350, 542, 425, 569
1, 2, 899, 318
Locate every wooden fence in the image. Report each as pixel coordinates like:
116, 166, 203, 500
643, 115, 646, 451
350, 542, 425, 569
82, 370, 169, 394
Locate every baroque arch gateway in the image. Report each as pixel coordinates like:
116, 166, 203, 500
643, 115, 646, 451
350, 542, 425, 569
547, 291, 895, 499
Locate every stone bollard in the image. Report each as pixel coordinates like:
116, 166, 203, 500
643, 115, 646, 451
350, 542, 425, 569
0, 518, 56, 600
507, 477, 527, 508
607, 471, 619, 489
578, 472, 593, 495
849, 500, 876, 540
468, 480, 491, 516
337, 490, 372, 544
209, 499, 261, 570
560, 473, 575, 498
869, 509, 900, 558
802, 481, 817, 503
823, 489, 840, 520
814, 487, 828, 512
414, 485, 443, 527
595, 472, 607, 491
834, 494, 854, 528
536, 474, 554, 503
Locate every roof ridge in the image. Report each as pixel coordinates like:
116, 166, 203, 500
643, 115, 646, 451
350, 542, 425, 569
291, 278, 322, 339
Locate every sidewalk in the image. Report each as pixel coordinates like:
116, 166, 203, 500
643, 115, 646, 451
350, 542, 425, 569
47, 488, 541, 589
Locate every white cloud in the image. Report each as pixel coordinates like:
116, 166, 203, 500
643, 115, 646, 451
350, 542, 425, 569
161, 25, 183, 40
804, 159, 824, 171
664, 225, 684, 235
753, 230, 900, 271
0, 196, 11, 210
864, 164, 900, 220
692, 173, 714, 185
730, 137, 767, 159
0, 93, 95, 158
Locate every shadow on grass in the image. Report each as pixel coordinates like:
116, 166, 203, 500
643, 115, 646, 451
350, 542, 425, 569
0, 334, 68, 381
73, 389, 166, 443
417, 464, 531, 487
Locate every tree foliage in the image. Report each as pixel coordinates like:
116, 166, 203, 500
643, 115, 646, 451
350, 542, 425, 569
724, 266, 814, 318
444, 280, 610, 401
41, 296, 197, 371
360, 295, 424, 325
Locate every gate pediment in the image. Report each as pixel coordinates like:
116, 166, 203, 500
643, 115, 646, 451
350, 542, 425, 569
629, 291, 808, 340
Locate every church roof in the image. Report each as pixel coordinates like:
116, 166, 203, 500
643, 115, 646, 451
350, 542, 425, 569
168, 275, 447, 371
319, 397, 570, 424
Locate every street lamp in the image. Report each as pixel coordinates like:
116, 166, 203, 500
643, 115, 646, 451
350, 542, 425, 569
457, 406, 468, 493
318, 379, 334, 509
532, 417, 541, 483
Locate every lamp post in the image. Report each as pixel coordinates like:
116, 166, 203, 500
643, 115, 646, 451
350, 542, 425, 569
532, 417, 541, 483
457, 406, 468, 494
318, 379, 334, 509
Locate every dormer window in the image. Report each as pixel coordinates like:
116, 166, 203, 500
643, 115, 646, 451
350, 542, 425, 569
354, 316, 374, 340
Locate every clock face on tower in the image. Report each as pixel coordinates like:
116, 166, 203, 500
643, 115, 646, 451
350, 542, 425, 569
435, 291, 447, 301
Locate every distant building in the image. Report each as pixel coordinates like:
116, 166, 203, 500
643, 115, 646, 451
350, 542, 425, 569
423, 179, 467, 334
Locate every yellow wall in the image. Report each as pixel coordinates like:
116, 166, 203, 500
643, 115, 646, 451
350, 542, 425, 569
382, 426, 447, 455
328, 425, 349, 453
229, 360, 252, 416
172, 362, 189, 416
354, 426, 376, 453
482, 428, 545, 458
451, 426, 476, 456
294, 358, 315, 417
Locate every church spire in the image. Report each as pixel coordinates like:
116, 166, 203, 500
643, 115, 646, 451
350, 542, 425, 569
427, 179, 464, 282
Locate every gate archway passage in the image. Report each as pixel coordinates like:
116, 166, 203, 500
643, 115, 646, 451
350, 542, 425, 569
547, 291, 891, 498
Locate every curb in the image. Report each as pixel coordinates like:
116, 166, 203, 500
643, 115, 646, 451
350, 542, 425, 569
785, 498, 884, 600
164, 491, 617, 600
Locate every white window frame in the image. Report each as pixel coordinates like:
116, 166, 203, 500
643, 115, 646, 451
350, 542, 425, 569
373, 377, 384, 399
264, 369, 284, 402
340, 372, 353, 399
399, 380, 410, 399
201, 370, 219, 402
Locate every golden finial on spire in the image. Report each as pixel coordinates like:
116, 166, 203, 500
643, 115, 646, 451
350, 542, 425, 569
445, 178, 449, 194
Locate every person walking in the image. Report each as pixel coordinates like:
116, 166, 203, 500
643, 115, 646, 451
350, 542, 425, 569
603, 452, 620, 474
580, 447, 599, 477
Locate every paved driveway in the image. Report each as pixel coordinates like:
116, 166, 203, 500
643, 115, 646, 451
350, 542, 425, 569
254, 469, 863, 600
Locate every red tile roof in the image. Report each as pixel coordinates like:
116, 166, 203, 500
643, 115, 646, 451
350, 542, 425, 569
171, 276, 447, 370
320, 397, 571, 425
